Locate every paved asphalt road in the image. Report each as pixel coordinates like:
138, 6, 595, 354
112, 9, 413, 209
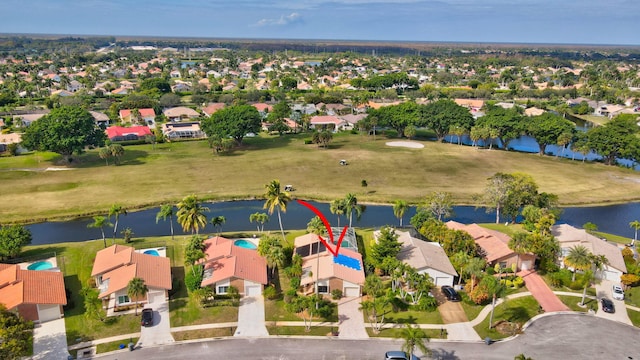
96, 314, 640, 360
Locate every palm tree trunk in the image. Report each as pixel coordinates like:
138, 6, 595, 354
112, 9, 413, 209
489, 295, 496, 328
581, 284, 587, 306
101, 228, 106, 248
170, 216, 174, 241
113, 217, 119, 242
277, 210, 286, 242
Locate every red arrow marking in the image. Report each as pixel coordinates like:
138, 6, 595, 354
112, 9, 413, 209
296, 199, 347, 257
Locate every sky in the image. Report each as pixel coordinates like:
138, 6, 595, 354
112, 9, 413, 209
1, 0, 639, 46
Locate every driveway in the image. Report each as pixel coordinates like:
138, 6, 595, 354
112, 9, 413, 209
434, 287, 468, 323
594, 279, 632, 325
338, 296, 368, 339
136, 301, 174, 348
32, 318, 70, 360
518, 270, 569, 312
234, 295, 268, 337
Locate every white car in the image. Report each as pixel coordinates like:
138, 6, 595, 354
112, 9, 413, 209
612, 284, 625, 300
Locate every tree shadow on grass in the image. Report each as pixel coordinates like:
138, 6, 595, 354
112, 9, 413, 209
71, 149, 150, 169
503, 306, 530, 323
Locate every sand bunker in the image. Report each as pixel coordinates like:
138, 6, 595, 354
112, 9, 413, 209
385, 141, 424, 149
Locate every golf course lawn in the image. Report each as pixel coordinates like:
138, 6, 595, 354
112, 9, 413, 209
2, 132, 640, 223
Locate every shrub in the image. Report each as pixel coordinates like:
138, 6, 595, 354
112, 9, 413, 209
86, 277, 97, 288
621, 273, 640, 287
384, 129, 398, 138
303, 138, 313, 144
185, 265, 203, 292
568, 281, 583, 291
228, 286, 240, 300
331, 289, 343, 300
284, 289, 297, 303
415, 295, 438, 311
263, 286, 279, 300
512, 276, 524, 288
289, 276, 301, 290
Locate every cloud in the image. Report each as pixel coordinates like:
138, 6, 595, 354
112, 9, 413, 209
254, 12, 302, 27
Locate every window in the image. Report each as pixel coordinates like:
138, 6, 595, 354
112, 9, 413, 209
318, 285, 328, 294
499, 261, 507, 269
217, 286, 229, 294
117, 295, 130, 304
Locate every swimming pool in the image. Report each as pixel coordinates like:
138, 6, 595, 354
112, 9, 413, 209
27, 261, 54, 271
233, 239, 257, 250
333, 254, 361, 270
143, 249, 160, 256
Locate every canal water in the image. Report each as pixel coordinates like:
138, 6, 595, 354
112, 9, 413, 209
26, 200, 640, 245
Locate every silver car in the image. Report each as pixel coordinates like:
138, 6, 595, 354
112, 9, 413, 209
612, 284, 624, 301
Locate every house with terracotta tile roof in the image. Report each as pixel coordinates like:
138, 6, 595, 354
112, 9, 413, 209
454, 99, 484, 112
252, 103, 273, 118
309, 115, 350, 132
91, 245, 171, 310
202, 102, 226, 117
199, 236, 267, 296
119, 108, 156, 126
445, 221, 536, 272
163, 106, 200, 122
161, 122, 205, 140
381, 229, 458, 287
0, 263, 66, 323
105, 125, 152, 142
551, 224, 626, 282
294, 231, 365, 297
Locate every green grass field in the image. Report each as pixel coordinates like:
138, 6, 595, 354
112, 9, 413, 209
473, 296, 540, 340
3, 132, 640, 223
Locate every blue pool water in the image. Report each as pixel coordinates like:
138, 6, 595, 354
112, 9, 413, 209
234, 239, 257, 250
27, 261, 53, 271
333, 254, 361, 270
143, 249, 160, 256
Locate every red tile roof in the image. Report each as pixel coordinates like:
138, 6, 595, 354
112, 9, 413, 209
91, 245, 171, 298
0, 263, 66, 309
445, 221, 514, 263
105, 126, 152, 139
119, 108, 156, 118
200, 237, 267, 286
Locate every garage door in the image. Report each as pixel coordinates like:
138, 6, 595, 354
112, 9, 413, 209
343, 287, 360, 297
245, 285, 261, 296
434, 277, 451, 287
149, 290, 166, 304
602, 270, 620, 282
37, 304, 61, 323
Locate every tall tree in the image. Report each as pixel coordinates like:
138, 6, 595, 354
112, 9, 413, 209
185, 235, 206, 275
210, 216, 226, 236
344, 193, 365, 228
88, 215, 112, 248
127, 277, 148, 316
370, 227, 402, 274
109, 144, 125, 165
263, 179, 291, 242
483, 275, 506, 329
477, 172, 514, 224
176, 194, 210, 235
108, 204, 127, 242
330, 198, 346, 227
393, 200, 409, 227
201, 104, 262, 145
630, 220, 640, 245
586, 115, 640, 166
564, 245, 592, 281
398, 324, 430, 360
21, 105, 106, 162
508, 232, 531, 272
0, 304, 34, 359
257, 235, 285, 276
249, 212, 269, 232
0, 225, 32, 260
421, 99, 475, 142
156, 204, 175, 241
423, 191, 453, 221
526, 112, 575, 156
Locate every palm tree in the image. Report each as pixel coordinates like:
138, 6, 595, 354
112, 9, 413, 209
109, 204, 127, 242
127, 277, 148, 315
464, 257, 486, 290
88, 216, 112, 248
629, 220, 640, 246
508, 232, 530, 272
484, 276, 506, 329
263, 180, 291, 242
249, 212, 269, 232
156, 204, 175, 241
330, 198, 346, 227
564, 245, 592, 281
398, 324, 430, 359
109, 144, 125, 165
344, 193, 365, 228
176, 194, 210, 235
393, 200, 408, 227
210, 216, 226, 236
307, 216, 325, 235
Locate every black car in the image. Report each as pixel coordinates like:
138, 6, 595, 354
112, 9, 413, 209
441, 285, 461, 302
601, 298, 615, 313
141, 308, 154, 326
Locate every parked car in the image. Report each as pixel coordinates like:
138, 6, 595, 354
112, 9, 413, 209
141, 308, 154, 326
384, 351, 420, 360
441, 285, 461, 302
612, 284, 625, 301
601, 298, 615, 313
